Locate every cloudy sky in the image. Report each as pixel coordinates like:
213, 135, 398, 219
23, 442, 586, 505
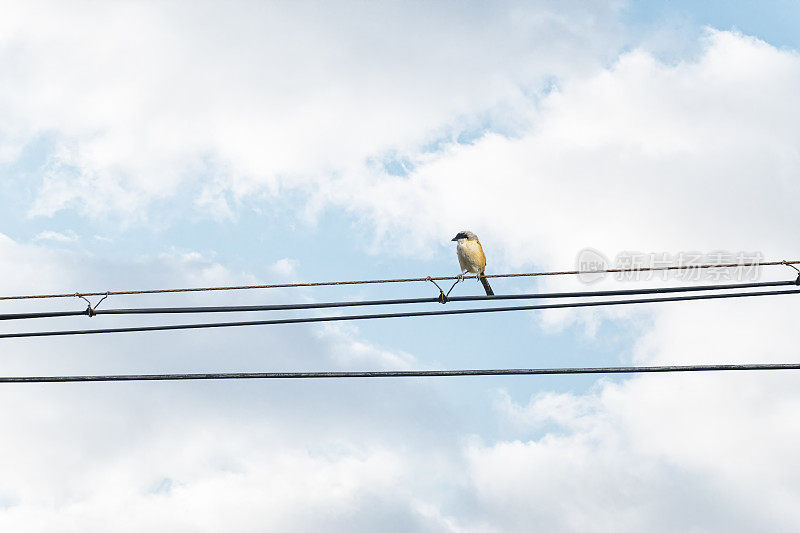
2, 0, 800, 530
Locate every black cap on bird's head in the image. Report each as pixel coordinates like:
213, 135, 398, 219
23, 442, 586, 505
452, 230, 477, 242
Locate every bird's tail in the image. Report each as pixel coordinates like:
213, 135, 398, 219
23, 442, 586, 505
479, 273, 494, 296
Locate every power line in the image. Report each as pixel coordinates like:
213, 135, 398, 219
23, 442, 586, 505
2, 287, 798, 339
1, 259, 793, 301
0, 279, 795, 321
3, 363, 800, 383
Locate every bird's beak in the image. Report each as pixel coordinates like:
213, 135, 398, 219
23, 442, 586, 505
451, 236, 458, 241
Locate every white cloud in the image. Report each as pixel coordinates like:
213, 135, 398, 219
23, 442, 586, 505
321, 30, 800, 267
316, 323, 417, 369
0, 0, 621, 220
33, 229, 78, 243
0, 426, 417, 532
270, 257, 299, 278
466, 296, 800, 532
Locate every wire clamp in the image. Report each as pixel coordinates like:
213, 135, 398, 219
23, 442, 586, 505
76, 292, 110, 317
427, 275, 465, 304
782, 261, 800, 285
426, 277, 448, 304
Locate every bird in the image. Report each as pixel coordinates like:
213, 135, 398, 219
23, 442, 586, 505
451, 230, 494, 295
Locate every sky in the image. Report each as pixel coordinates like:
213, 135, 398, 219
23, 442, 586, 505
1, 0, 800, 530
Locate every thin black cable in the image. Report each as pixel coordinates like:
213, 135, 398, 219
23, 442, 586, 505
3, 363, 800, 382
0, 310, 93, 321
0, 280, 794, 321
1, 259, 792, 301
1, 287, 798, 339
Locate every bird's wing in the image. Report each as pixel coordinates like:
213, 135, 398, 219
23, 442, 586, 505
475, 241, 487, 272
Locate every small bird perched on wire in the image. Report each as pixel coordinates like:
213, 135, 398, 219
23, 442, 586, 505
452, 230, 494, 295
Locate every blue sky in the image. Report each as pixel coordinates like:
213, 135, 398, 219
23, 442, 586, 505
627, 0, 800, 50
2, 1, 800, 530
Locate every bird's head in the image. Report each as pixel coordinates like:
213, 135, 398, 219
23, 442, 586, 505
451, 230, 478, 243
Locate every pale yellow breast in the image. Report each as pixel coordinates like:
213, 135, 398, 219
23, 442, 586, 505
456, 240, 486, 273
